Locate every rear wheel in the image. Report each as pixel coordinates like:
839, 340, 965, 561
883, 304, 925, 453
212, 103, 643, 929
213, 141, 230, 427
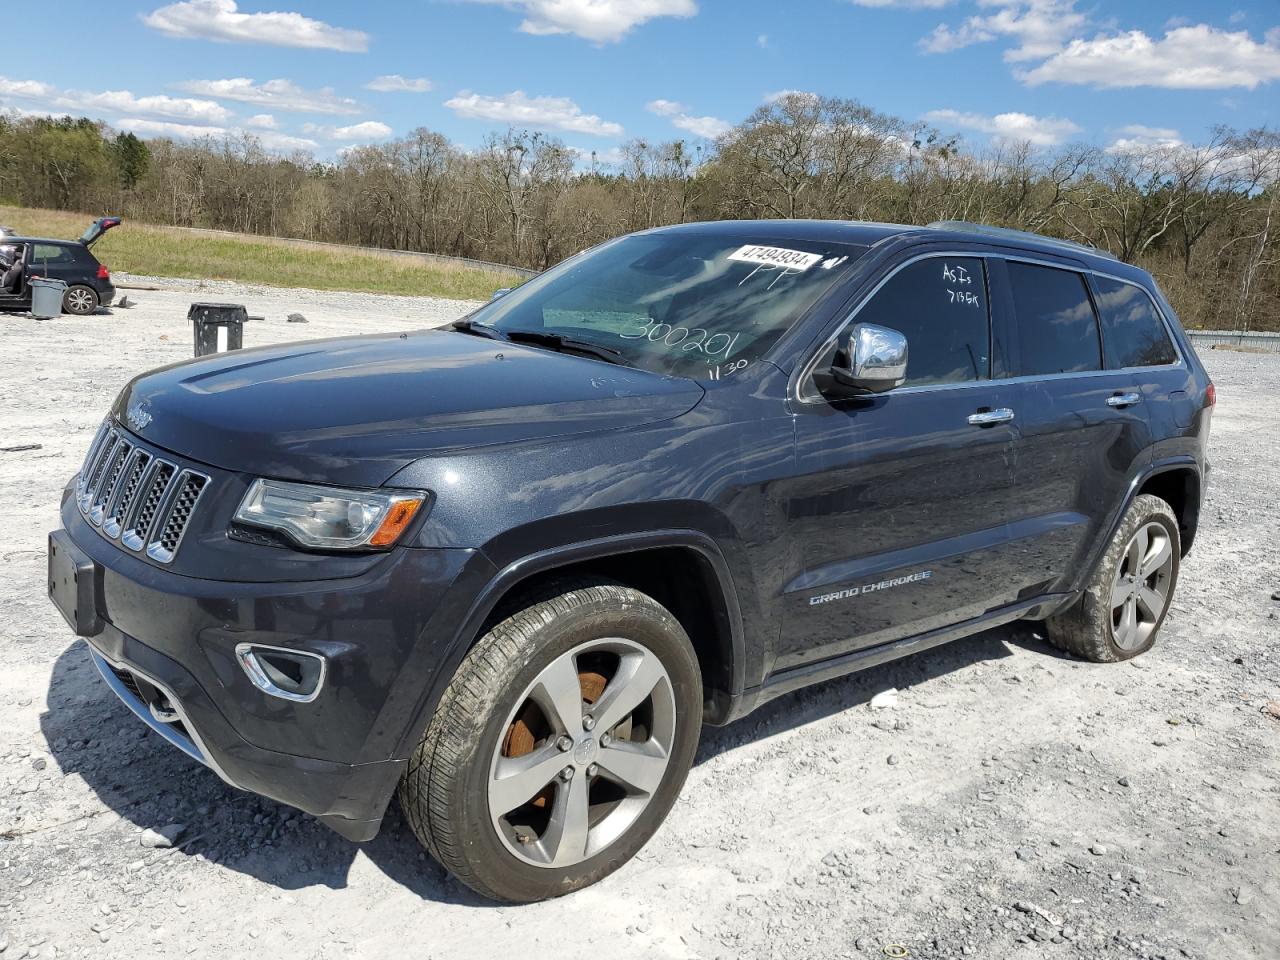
398, 580, 702, 902
63, 285, 99, 315
1046, 494, 1179, 662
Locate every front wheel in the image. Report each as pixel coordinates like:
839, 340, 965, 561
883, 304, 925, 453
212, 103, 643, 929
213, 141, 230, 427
398, 580, 702, 902
1046, 494, 1180, 662
63, 285, 99, 315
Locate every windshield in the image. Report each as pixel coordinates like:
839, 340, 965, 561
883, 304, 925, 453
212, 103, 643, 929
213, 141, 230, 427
468, 232, 865, 380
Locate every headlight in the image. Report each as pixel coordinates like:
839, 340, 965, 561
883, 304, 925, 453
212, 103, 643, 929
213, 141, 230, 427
233, 479, 427, 551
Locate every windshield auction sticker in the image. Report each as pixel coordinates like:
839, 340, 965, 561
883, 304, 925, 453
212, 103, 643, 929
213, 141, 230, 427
727, 244, 823, 272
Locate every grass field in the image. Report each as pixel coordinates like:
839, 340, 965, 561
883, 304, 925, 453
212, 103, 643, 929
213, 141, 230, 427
0, 206, 525, 301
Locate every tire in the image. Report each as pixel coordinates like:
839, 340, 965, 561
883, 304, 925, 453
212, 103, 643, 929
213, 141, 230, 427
63, 285, 99, 316
398, 579, 702, 902
1045, 494, 1180, 662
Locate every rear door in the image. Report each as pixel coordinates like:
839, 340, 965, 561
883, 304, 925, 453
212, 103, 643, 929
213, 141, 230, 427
994, 257, 1151, 599
776, 251, 1022, 674
28, 242, 81, 286
1089, 273, 1197, 457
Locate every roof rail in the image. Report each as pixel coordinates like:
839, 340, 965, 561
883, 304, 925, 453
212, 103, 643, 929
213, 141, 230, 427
925, 220, 1117, 261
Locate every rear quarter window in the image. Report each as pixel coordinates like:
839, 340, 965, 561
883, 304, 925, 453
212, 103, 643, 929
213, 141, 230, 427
1092, 276, 1178, 368
1006, 262, 1101, 376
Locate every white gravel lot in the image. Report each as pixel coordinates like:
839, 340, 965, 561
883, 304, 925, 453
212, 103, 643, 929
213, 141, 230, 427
0, 279, 1277, 960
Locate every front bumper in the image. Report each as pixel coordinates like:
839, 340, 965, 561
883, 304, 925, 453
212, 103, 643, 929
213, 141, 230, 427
81, 627, 402, 840
52, 493, 494, 841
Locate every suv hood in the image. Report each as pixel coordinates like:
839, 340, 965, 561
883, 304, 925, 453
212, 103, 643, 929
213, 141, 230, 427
113, 329, 705, 487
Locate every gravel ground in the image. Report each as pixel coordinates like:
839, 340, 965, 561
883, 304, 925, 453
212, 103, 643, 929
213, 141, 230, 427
0, 281, 1277, 960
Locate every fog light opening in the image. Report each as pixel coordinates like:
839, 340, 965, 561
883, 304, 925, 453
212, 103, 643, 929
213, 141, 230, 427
235, 644, 327, 703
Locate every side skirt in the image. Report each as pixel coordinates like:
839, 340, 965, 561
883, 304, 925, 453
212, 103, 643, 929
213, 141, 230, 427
745, 592, 1077, 711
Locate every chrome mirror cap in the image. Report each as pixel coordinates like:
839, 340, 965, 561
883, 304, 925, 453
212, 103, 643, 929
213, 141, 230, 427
831, 323, 908, 394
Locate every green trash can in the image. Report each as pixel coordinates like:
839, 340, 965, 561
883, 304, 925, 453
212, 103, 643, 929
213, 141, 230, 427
30, 277, 68, 319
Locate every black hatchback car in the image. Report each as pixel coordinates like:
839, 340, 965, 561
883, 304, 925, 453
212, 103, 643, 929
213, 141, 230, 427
48, 218, 1213, 902
1, 217, 120, 315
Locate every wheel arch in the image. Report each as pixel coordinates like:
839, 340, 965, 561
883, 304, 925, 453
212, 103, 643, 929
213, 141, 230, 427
1071, 455, 1202, 602
393, 530, 747, 760
1135, 463, 1201, 555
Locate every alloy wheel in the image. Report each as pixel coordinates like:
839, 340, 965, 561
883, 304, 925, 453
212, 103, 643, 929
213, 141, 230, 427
488, 637, 676, 869
66, 289, 94, 314
1109, 520, 1174, 651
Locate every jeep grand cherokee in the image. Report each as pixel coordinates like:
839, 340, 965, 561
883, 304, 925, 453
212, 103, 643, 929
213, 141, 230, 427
47, 219, 1213, 902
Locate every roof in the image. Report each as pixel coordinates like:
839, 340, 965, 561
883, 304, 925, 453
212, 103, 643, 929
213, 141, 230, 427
5, 235, 79, 245
647, 218, 1132, 275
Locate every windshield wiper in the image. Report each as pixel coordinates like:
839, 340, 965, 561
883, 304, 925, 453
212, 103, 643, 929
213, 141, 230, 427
450, 318, 508, 341
502, 329, 633, 367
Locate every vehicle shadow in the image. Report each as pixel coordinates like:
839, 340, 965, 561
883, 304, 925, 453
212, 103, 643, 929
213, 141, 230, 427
39, 641, 491, 905
40, 619, 1062, 902
694, 618, 1060, 764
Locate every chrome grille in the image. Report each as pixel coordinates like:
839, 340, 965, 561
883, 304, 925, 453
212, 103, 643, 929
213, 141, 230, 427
149, 472, 206, 563
76, 420, 210, 564
103, 449, 152, 538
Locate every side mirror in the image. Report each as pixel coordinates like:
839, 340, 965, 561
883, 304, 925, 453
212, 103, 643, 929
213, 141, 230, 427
830, 323, 908, 394
489, 288, 512, 301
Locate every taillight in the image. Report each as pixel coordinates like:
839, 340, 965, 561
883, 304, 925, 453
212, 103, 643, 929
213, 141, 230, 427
1205, 382, 1216, 407
97, 264, 110, 280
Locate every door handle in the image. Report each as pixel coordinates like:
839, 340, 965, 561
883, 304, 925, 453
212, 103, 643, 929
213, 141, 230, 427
967, 408, 1015, 426
1106, 392, 1142, 407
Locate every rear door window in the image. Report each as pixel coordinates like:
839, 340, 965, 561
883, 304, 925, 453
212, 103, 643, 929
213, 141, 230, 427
852, 256, 991, 387
1092, 276, 1178, 368
1006, 262, 1101, 376
30, 243, 75, 264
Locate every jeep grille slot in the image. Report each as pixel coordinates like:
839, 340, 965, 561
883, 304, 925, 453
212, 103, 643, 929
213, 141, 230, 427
89, 438, 133, 526
148, 472, 207, 563
103, 449, 152, 538
75, 421, 210, 564
78, 428, 120, 512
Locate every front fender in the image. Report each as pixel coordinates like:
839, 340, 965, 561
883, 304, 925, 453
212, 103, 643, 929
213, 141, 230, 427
390, 526, 752, 760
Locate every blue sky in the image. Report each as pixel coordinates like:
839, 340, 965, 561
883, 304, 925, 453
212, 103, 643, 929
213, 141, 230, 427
1, 1, 1277, 160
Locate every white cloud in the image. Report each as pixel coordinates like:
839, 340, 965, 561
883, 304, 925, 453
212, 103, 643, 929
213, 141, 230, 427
0, 75, 229, 123
921, 0, 1086, 62
1, 104, 71, 120
116, 118, 229, 139
365, 75, 433, 93
569, 145, 626, 168
176, 78, 361, 114
304, 120, 393, 140
246, 113, 277, 129
445, 90, 623, 136
1116, 124, 1181, 141
143, 0, 368, 52
1106, 126, 1186, 154
924, 107, 1081, 146
645, 98, 731, 139
465, 0, 696, 43
1022, 24, 1280, 89
116, 117, 319, 151
756, 33, 769, 48
764, 89, 819, 103
253, 130, 320, 150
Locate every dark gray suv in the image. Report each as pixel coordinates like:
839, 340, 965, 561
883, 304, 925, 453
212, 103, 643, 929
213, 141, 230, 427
48, 219, 1213, 901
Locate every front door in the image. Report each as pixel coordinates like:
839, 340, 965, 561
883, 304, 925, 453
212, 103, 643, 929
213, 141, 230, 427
775, 253, 1022, 675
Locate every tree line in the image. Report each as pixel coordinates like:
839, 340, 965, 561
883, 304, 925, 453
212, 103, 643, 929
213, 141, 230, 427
1, 94, 1277, 331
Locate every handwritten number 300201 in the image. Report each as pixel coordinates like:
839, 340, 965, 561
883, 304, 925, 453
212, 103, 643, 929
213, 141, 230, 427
619, 318, 741, 358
